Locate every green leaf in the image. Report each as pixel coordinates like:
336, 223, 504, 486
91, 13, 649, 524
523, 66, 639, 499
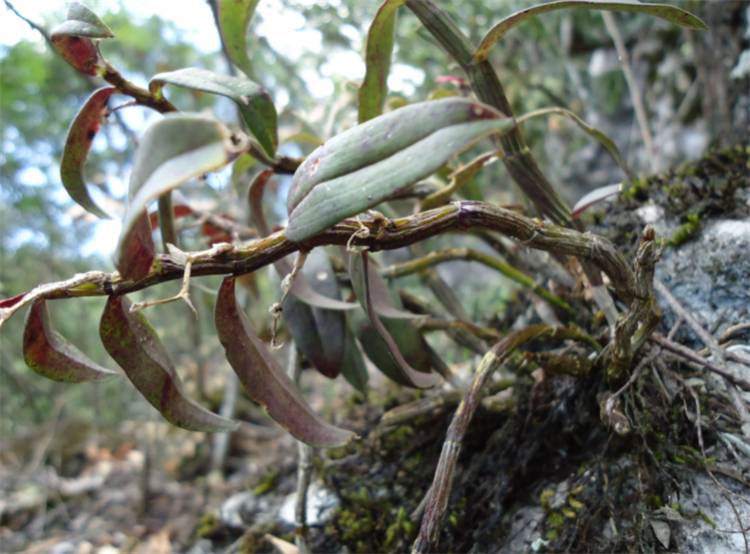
284, 249, 348, 379
517, 106, 632, 179
347, 250, 422, 321
100, 295, 237, 432
475, 0, 707, 62
150, 67, 277, 156
119, 113, 234, 256
340, 328, 369, 394
231, 153, 257, 195
358, 0, 405, 123
287, 117, 514, 242
60, 86, 115, 219
51, 2, 114, 39
215, 277, 355, 447
288, 98, 502, 213
217, 0, 259, 76
23, 299, 118, 383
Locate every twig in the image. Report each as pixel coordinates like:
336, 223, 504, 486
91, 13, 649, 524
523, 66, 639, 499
415, 317, 502, 343
720, 322, 750, 344
686, 384, 750, 554
4, 0, 55, 49
655, 278, 726, 364
650, 334, 750, 392
601, 11, 659, 173
603, 348, 660, 429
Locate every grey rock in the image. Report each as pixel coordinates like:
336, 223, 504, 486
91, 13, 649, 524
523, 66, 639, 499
656, 218, 750, 342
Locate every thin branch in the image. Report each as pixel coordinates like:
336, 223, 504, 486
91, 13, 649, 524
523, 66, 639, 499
650, 334, 750, 392
601, 11, 659, 173
1, 201, 639, 327
654, 278, 726, 364
4, 0, 55, 49
382, 246, 573, 313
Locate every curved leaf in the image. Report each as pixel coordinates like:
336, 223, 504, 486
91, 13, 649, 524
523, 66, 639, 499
150, 68, 277, 156
50, 35, 102, 76
349, 252, 439, 389
217, 0, 259, 76
23, 299, 118, 383
285, 249, 348, 378
348, 251, 422, 321
517, 106, 632, 179
358, 0, 405, 123
475, 0, 706, 62
116, 210, 156, 282
119, 113, 234, 255
340, 329, 369, 394
51, 2, 114, 39
215, 276, 355, 447
572, 183, 622, 218
100, 295, 237, 432
60, 86, 116, 218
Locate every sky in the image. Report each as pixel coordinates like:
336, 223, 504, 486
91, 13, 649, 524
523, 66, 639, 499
1, 1, 424, 257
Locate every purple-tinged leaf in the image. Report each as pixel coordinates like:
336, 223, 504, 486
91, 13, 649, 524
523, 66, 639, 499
358, 0, 405, 123
50, 3, 113, 76
215, 276, 355, 447
350, 253, 439, 389
50, 35, 102, 76
118, 114, 234, 261
217, 0, 259, 77
572, 183, 622, 218
474, 0, 706, 62
0, 292, 27, 310
23, 299, 118, 383
116, 210, 155, 282
100, 295, 237, 432
247, 168, 275, 236
150, 68, 277, 156
60, 86, 116, 218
